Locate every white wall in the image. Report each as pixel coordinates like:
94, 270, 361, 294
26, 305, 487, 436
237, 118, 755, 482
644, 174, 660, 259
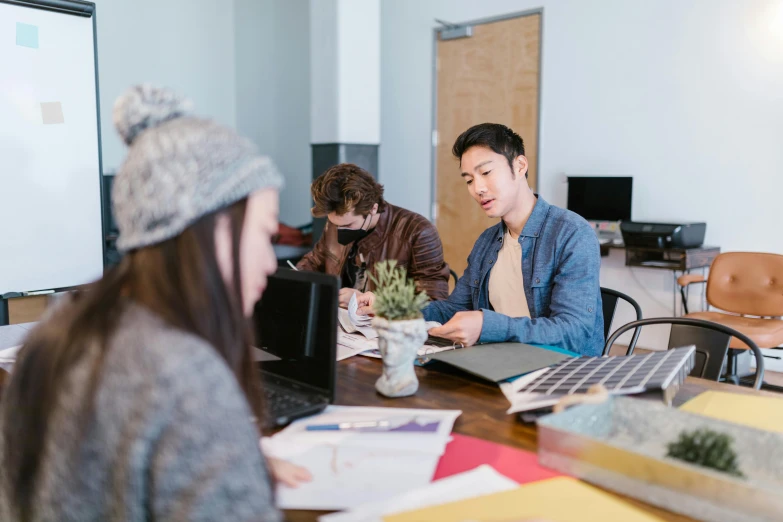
236, 0, 311, 226
381, 0, 783, 349
310, 0, 380, 145
93, 0, 237, 172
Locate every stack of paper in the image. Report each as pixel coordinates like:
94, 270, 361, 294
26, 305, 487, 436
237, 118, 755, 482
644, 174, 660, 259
336, 297, 452, 362
263, 406, 461, 510
337, 330, 379, 361
335, 294, 377, 340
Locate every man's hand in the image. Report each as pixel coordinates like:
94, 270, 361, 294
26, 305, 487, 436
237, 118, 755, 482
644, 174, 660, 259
338, 288, 361, 308
267, 457, 313, 488
428, 311, 484, 347
355, 291, 376, 316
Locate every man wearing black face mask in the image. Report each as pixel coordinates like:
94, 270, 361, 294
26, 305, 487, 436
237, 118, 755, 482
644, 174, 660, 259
297, 163, 450, 306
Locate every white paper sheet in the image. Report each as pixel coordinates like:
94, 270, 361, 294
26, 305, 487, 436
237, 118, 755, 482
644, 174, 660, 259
0, 344, 22, 373
266, 406, 460, 454
275, 445, 440, 510
318, 465, 518, 522
348, 293, 372, 327
265, 406, 461, 510
338, 309, 377, 339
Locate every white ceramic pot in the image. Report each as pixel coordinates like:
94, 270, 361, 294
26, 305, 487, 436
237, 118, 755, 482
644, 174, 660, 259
372, 316, 427, 398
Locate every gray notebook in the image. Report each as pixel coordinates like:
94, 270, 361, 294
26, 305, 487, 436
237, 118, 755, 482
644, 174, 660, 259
429, 343, 575, 383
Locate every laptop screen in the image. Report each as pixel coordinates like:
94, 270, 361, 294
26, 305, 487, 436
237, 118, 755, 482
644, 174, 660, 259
253, 269, 338, 397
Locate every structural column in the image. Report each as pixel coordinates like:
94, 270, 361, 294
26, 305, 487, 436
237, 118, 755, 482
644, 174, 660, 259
309, 0, 380, 240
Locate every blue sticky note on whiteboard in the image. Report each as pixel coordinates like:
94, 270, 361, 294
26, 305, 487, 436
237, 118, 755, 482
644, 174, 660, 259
16, 22, 39, 49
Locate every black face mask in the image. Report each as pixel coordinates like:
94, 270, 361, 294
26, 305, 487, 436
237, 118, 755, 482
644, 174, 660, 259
337, 214, 372, 246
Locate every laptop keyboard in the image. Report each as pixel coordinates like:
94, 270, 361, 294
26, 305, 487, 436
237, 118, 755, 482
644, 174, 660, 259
264, 386, 316, 415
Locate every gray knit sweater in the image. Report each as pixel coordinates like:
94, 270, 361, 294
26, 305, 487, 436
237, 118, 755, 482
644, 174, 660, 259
0, 303, 281, 522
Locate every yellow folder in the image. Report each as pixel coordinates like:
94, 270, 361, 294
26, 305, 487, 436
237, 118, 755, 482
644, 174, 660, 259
680, 390, 783, 433
383, 477, 664, 522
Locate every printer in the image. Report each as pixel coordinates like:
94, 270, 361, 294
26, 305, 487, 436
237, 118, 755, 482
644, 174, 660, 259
620, 222, 706, 249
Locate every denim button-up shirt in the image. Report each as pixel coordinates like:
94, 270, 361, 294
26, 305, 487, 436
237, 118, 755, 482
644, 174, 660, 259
423, 196, 604, 356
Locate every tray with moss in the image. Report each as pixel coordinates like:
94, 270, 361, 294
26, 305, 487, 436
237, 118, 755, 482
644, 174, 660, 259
537, 396, 783, 522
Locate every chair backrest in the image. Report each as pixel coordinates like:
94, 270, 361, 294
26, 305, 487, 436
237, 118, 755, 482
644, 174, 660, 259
707, 252, 783, 316
604, 317, 765, 389
600, 287, 643, 355
668, 324, 731, 380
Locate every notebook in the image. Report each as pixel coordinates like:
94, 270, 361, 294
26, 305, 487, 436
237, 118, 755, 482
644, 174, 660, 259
428, 342, 574, 383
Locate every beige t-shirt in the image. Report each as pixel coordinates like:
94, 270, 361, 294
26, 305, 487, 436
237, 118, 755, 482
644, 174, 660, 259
489, 229, 531, 318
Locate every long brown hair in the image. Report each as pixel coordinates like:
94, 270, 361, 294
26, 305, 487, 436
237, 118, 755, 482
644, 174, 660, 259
1, 199, 262, 522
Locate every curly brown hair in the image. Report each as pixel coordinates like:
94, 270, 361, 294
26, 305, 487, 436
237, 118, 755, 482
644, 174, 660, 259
311, 163, 387, 217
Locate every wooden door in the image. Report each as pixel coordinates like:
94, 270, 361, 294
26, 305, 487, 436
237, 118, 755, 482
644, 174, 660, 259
435, 14, 541, 277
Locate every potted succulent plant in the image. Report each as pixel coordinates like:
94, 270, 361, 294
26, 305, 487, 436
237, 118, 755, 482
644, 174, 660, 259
369, 260, 429, 398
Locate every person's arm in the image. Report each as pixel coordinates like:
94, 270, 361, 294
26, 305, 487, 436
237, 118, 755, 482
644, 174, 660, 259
296, 224, 330, 272
422, 252, 477, 324
408, 223, 450, 301
150, 347, 282, 522
478, 223, 601, 356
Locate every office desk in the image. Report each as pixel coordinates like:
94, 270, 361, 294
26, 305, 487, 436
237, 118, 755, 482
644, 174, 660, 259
285, 356, 773, 522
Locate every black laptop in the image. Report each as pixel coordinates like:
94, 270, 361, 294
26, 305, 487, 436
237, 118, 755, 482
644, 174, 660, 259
253, 269, 338, 428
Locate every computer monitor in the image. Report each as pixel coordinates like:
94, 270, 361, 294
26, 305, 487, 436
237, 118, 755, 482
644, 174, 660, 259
567, 176, 633, 222
253, 269, 338, 400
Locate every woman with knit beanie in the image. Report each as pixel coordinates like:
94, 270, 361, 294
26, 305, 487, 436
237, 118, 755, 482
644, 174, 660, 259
0, 85, 305, 521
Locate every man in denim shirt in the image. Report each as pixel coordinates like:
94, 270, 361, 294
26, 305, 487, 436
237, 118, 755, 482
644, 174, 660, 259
359, 123, 603, 356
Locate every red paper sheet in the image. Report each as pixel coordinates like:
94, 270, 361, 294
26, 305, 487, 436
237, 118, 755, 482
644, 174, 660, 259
433, 433, 563, 484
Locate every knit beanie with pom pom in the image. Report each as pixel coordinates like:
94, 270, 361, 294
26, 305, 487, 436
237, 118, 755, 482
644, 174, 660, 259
111, 84, 284, 253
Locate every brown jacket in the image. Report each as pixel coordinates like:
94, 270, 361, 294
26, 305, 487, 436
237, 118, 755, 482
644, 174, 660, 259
297, 204, 450, 300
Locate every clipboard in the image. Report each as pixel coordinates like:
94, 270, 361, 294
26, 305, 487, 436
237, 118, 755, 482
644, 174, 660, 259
426, 342, 575, 383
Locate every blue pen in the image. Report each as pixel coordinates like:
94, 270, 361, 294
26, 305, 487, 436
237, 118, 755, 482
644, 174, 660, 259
305, 420, 391, 431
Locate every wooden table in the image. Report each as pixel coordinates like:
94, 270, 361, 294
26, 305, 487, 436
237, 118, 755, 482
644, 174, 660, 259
284, 356, 775, 522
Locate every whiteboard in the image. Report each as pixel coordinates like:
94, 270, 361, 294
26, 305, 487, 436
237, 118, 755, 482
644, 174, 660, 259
0, 1, 104, 295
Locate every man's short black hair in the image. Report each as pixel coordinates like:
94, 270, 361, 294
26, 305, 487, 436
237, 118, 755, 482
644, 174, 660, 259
452, 123, 527, 179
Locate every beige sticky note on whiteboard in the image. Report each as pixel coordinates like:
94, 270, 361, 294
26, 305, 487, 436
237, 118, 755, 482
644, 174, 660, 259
41, 102, 64, 124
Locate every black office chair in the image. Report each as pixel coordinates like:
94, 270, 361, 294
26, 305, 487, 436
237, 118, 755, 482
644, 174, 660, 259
600, 287, 643, 356
604, 317, 765, 390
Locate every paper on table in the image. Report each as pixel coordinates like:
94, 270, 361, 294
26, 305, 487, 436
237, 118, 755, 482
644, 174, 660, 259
348, 293, 372, 327
432, 434, 562, 484
383, 476, 666, 522
266, 406, 461, 453
499, 367, 551, 411
359, 343, 457, 361
318, 465, 517, 522
338, 309, 378, 339
337, 331, 378, 358
0, 345, 22, 373
680, 390, 783, 433
266, 406, 460, 511
276, 444, 441, 510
